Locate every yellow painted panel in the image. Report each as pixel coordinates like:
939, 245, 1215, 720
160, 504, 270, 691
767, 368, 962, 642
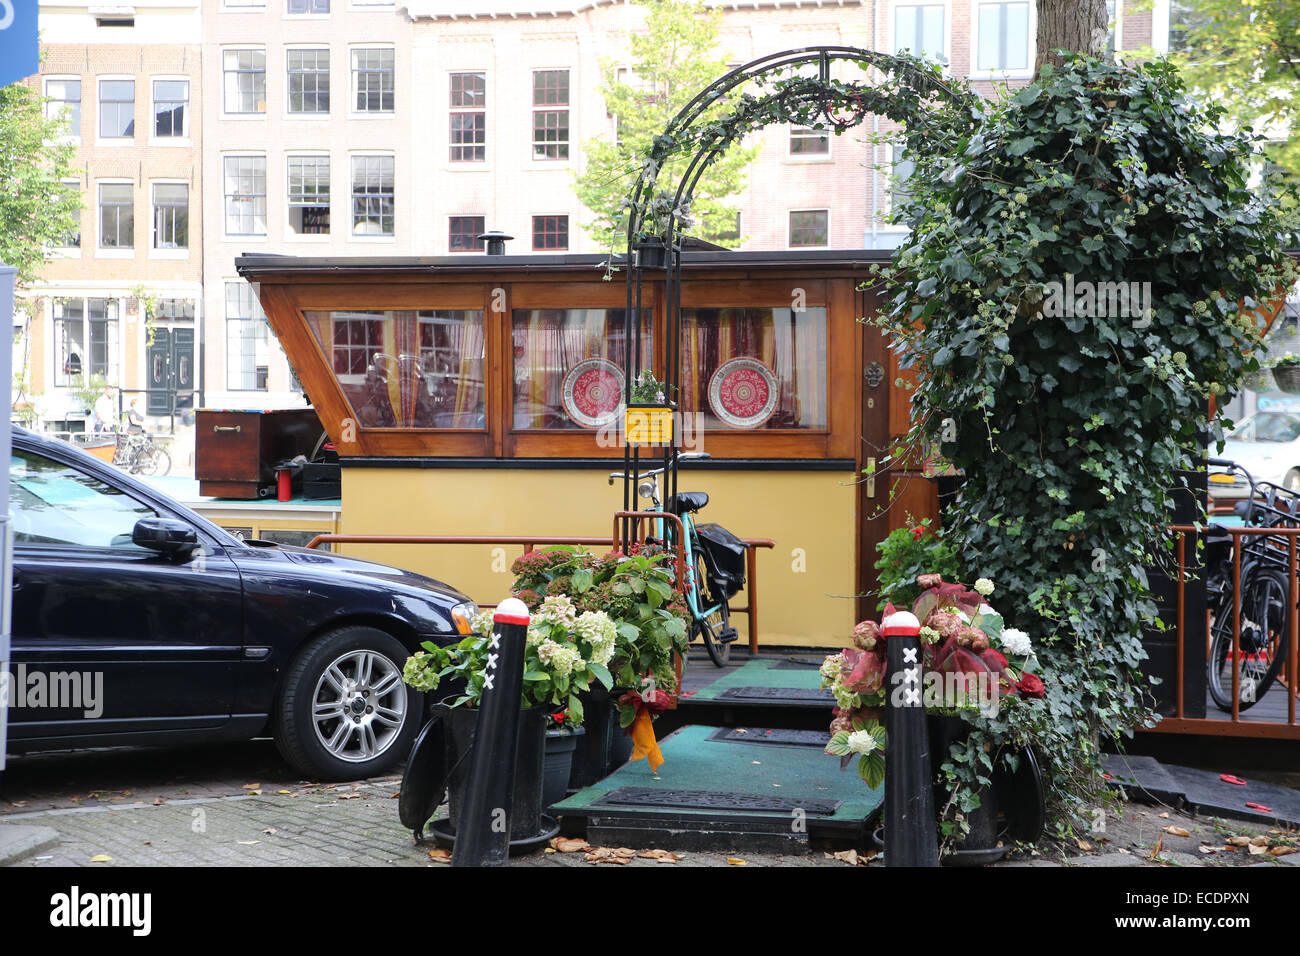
340, 468, 858, 649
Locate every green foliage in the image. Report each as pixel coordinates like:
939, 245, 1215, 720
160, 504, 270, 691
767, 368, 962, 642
873, 518, 961, 610
0, 83, 82, 286
574, 0, 758, 251
876, 54, 1300, 834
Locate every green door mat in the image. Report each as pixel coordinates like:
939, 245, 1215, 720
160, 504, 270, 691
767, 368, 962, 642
552, 725, 882, 850
682, 657, 834, 708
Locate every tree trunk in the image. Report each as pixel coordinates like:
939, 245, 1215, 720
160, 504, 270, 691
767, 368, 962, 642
1035, 0, 1108, 77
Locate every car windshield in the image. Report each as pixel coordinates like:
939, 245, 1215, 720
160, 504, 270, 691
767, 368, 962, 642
1232, 412, 1300, 443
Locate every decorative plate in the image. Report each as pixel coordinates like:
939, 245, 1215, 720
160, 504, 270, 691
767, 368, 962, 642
562, 358, 624, 428
708, 357, 779, 428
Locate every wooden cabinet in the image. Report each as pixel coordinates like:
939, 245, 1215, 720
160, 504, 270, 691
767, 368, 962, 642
196, 408, 324, 499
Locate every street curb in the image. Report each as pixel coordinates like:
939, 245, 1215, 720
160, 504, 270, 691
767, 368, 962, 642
0, 823, 61, 866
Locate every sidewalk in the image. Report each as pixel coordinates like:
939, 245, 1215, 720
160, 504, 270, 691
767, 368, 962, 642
4, 775, 1297, 867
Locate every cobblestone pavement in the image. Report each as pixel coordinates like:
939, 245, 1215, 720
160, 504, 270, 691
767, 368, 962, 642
3, 741, 1298, 867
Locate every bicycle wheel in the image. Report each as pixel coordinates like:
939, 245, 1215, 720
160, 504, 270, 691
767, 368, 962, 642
132, 444, 171, 477
1208, 566, 1291, 711
693, 552, 732, 667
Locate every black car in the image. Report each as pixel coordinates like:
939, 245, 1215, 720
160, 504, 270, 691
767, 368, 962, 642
6, 427, 476, 780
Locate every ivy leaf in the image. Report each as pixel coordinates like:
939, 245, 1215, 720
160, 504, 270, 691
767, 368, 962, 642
1006, 136, 1037, 156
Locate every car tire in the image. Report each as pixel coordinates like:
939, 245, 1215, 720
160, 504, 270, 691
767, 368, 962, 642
274, 625, 422, 781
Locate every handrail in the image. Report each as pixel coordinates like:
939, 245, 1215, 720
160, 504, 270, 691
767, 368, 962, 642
305, 527, 776, 650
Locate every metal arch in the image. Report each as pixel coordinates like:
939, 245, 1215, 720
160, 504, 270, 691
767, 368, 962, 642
618, 45, 968, 550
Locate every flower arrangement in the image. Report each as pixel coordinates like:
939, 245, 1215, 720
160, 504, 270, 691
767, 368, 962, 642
821, 573, 1045, 790
401, 594, 616, 725
628, 368, 672, 404
873, 518, 961, 610
1270, 352, 1300, 368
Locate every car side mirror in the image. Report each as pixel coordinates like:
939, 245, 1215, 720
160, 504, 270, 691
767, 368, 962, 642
133, 517, 200, 557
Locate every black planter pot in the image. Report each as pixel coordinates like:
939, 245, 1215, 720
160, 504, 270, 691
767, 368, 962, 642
442, 706, 552, 844
543, 725, 585, 807
569, 688, 635, 788
636, 238, 668, 269
927, 714, 1006, 866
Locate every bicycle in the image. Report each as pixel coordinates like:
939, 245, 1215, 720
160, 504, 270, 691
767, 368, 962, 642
608, 452, 742, 667
1205, 458, 1299, 711
112, 430, 172, 477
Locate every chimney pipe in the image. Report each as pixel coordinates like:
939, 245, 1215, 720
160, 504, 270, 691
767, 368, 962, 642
477, 231, 513, 256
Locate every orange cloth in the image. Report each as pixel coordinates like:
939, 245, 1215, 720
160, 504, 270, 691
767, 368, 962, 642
629, 710, 664, 772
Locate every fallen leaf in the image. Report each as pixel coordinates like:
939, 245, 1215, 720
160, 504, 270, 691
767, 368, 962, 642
1249, 843, 1267, 856
1226, 836, 1252, 847
1148, 835, 1163, 861
1251, 835, 1270, 846
278, 790, 292, 795
245, 789, 262, 796
1198, 846, 1217, 854
1118, 847, 1131, 854
1158, 812, 1170, 818
242, 783, 261, 790
1075, 838, 1093, 851
544, 848, 556, 854
612, 847, 637, 858
428, 849, 451, 863
1163, 826, 1191, 838
152, 797, 164, 806
552, 837, 591, 854
1270, 846, 1298, 857
832, 849, 859, 865
726, 857, 747, 866
390, 792, 401, 799
90, 854, 112, 863
338, 793, 361, 800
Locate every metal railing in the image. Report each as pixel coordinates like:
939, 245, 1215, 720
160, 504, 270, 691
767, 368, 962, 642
1148, 524, 1300, 739
304, 526, 776, 652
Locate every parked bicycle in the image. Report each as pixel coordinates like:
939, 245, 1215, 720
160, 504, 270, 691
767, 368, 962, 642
608, 452, 745, 667
1205, 457, 1299, 710
112, 430, 172, 477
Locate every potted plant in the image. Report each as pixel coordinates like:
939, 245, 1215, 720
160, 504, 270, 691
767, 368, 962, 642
542, 709, 585, 807
821, 573, 1046, 863
1272, 354, 1300, 394
509, 544, 689, 784
401, 595, 616, 842
635, 191, 694, 269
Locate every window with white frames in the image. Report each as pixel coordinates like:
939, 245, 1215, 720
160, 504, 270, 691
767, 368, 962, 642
288, 156, 330, 235
99, 183, 133, 248
288, 50, 330, 114
57, 179, 81, 250
789, 209, 828, 248
790, 126, 829, 155
351, 155, 393, 236
287, 0, 329, 12
352, 48, 393, 113
224, 49, 266, 114
226, 282, 269, 391
99, 79, 134, 138
224, 156, 267, 236
45, 78, 81, 139
895, 4, 945, 61
153, 80, 189, 137
449, 72, 485, 161
152, 183, 188, 249
887, 144, 915, 220
53, 298, 120, 387
532, 70, 569, 160
977, 2, 1031, 72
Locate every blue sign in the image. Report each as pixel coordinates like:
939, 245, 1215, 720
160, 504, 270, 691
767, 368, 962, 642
0, 0, 39, 89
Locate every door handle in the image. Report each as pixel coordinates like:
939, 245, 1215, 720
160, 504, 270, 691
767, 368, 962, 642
866, 457, 876, 499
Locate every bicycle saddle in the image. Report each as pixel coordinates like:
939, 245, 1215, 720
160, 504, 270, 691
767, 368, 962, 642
665, 491, 709, 515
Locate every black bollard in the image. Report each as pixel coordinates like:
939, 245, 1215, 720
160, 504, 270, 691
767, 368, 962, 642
452, 597, 530, 867
883, 609, 939, 867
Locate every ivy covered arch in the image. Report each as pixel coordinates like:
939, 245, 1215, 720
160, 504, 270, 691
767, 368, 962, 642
616, 44, 978, 528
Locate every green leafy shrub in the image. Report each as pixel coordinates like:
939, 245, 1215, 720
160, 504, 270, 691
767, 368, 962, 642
873, 518, 961, 610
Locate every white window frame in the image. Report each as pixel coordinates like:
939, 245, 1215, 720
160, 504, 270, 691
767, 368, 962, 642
96, 179, 135, 257
892, 2, 951, 66
52, 177, 83, 257
150, 76, 191, 143
970, 0, 1035, 79
223, 47, 267, 117
44, 75, 82, 143
349, 153, 395, 240
223, 154, 269, 239
788, 125, 831, 161
150, 179, 190, 257
96, 75, 136, 143
51, 297, 122, 388
225, 280, 270, 392
879, 143, 915, 231
285, 0, 330, 16
287, 152, 331, 240
350, 46, 395, 117
787, 208, 830, 250
286, 47, 331, 117
448, 70, 487, 164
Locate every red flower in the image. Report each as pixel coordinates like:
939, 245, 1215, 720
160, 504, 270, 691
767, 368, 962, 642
912, 526, 924, 541
1017, 673, 1046, 698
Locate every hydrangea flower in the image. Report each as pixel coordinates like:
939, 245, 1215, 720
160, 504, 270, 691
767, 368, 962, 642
402, 652, 440, 692
1001, 628, 1032, 656
534, 594, 577, 628
974, 578, 995, 596
574, 610, 617, 666
847, 730, 878, 755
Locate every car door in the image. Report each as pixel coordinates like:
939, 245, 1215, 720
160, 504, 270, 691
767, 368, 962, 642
7, 444, 244, 745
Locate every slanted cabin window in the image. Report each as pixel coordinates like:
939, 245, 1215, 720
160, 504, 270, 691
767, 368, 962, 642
511, 309, 651, 431
305, 309, 486, 429
679, 307, 828, 430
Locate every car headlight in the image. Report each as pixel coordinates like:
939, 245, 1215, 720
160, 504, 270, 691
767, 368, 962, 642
450, 600, 479, 635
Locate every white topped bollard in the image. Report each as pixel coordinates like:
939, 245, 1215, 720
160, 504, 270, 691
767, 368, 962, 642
451, 597, 530, 867
882, 609, 939, 867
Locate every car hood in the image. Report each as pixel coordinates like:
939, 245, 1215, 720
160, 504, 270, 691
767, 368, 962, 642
232, 539, 470, 605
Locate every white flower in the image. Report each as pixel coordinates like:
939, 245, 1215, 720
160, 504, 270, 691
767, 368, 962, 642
471, 609, 495, 637
534, 594, 577, 628
574, 610, 617, 667
974, 578, 995, 596
1001, 628, 1032, 656
819, 656, 842, 683
847, 730, 878, 755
